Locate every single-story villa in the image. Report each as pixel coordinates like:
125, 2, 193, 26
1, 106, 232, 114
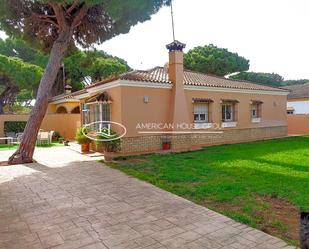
48, 41, 289, 154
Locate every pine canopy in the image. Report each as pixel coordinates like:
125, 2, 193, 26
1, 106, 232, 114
0, 0, 170, 51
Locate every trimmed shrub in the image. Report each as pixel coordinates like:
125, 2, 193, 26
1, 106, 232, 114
4, 121, 27, 133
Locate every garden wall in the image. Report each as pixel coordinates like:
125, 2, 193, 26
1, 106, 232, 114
0, 114, 81, 141
287, 114, 309, 135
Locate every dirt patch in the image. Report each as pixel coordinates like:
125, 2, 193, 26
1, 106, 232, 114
257, 195, 300, 243
204, 196, 299, 245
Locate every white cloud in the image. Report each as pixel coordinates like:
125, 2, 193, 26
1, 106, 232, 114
98, 0, 309, 80
1, 1, 308, 79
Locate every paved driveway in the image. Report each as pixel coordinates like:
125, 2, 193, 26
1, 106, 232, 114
0, 147, 295, 249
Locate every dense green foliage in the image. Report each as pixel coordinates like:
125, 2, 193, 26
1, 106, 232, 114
110, 137, 309, 244
75, 127, 91, 144
64, 50, 130, 87
230, 71, 309, 87
184, 44, 250, 76
0, 54, 43, 91
96, 130, 120, 152
0, 38, 129, 111
0, 0, 170, 51
0, 38, 48, 67
281, 79, 309, 86
230, 72, 284, 86
4, 121, 27, 133
0, 54, 43, 113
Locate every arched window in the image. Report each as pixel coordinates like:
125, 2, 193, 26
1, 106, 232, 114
56, 106, 68, 114
71, 106, 80, 114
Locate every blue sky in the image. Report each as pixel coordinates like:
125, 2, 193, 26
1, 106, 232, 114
1, 0, 309, 80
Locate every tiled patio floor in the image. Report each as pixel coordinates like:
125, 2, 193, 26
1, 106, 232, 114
0, 147, 295, 248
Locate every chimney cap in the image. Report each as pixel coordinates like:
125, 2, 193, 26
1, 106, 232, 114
65, 84, 72, 90
166, 40, 186, 52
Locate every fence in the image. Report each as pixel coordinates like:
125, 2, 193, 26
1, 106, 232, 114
287, 114, 309, 135
0, 114, 81, 141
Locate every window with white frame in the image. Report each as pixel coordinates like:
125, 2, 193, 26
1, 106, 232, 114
222, 103, 235, 122
94, 103, 110, 122
251, 102, 262, 118
194, 104, 209, 123
81, 103, 90, 125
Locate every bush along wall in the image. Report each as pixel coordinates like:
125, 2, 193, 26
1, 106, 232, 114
4, 121, 27, 133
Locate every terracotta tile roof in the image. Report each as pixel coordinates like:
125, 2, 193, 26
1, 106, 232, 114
51, 89, 87, 102
183, 70, 285, 92
283, 83, 309, 99
120, 67, 170, 84
114, 67, 286, 92
61, 67, 288, 101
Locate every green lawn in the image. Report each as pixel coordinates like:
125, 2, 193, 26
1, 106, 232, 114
0, 142, 63, 150
109, 136, 309, 245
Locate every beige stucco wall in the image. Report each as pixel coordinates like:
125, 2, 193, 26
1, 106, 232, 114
185, 90, 287, 129
0, 114, 81, 141
287, 114, 309, 135
120, 86, 172, 137
118, 86, 287, 137
47, 101, 80, 114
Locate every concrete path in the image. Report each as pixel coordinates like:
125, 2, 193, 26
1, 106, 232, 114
0, 146, 295, 249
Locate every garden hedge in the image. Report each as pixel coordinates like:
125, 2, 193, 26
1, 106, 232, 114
4, 121, 27, 133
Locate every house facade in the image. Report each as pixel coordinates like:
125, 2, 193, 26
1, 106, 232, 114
284, 83, 309, 114
283, 83, 309, 135
49, 41, 289, 154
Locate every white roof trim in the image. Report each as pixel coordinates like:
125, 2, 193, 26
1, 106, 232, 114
86, 79, 172, 94
61, 79, 289, 99
52, 99, 80, 104
184, 85, 289, 96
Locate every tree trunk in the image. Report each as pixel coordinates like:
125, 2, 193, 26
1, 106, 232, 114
9, 29, 73, 164
0, 99, 4, 115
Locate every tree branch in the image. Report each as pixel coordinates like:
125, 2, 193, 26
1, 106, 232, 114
71, 3, 89, 29
31, 13, 59, 28
51, 3, 68, 31
66, 0, 78, 15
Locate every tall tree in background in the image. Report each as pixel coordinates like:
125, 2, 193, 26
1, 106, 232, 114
0, 38, 130, 94
0, 38, 48, 68
184, 44, 250, 76
0, 0, 170, 164
64, 49, 130, 88
230, 72, 284, 86
281, 79, 309, 86
0, 55, 43, 114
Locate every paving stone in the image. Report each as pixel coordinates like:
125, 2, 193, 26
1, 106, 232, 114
0, 146, 293, 249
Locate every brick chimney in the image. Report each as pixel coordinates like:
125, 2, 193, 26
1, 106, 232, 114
166, 40, 190, 130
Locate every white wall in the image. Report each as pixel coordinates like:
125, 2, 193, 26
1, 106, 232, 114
287, 100, 309, 114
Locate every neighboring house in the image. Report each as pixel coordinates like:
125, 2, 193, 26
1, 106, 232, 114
284, 83, 309, 114
48, 41, 289, 154
283, 83, 309, 135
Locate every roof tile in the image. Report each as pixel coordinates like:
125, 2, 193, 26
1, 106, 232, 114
119, 67, 286, 92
